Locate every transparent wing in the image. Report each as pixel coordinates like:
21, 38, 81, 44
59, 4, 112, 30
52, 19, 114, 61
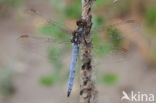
16, 33, 130, 69
17, 8, 145, 70
25, 8, 137, 36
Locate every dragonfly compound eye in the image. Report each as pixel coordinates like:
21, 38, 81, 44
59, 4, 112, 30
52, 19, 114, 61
76, 18, 87, 27
76, 19, 82, 26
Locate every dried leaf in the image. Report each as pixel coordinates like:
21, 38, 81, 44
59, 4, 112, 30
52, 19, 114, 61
19, 34, 29, 38
126, 20, 136, 23
30, 9, 37, 13
120, 48, 128, 52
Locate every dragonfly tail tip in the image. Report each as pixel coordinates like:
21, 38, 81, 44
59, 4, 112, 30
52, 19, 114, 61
67, 92, 71, 97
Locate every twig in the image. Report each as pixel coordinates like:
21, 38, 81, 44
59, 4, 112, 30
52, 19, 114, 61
80, 0, 97, 103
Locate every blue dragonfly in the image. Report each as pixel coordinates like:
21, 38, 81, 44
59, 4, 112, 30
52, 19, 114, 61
17, 8, 138, 97
67, 18, 87, 97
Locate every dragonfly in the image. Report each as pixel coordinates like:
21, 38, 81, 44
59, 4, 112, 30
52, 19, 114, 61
17, 8, 139, 97
67, 18, 89, 97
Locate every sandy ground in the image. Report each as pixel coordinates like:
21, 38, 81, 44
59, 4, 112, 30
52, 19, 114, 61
0, 0, 156, 103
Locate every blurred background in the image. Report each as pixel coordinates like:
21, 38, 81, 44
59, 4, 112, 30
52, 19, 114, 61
0, 0, 156, 103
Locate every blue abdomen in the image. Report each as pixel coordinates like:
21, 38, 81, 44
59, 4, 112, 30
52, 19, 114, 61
67, 44, 79, 97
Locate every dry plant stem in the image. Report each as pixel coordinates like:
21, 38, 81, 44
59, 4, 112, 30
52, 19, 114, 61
80, 0, 97, 103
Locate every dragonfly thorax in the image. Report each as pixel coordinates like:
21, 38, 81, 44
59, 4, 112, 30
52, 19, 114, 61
71, 18, 91, 45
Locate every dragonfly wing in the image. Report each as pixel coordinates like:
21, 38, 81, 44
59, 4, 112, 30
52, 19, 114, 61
17, 34, 71, 59
27, 8, 71, 34
67, 44, 79, 97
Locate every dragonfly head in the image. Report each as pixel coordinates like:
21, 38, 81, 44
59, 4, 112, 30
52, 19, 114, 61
76, 18, 87, 27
